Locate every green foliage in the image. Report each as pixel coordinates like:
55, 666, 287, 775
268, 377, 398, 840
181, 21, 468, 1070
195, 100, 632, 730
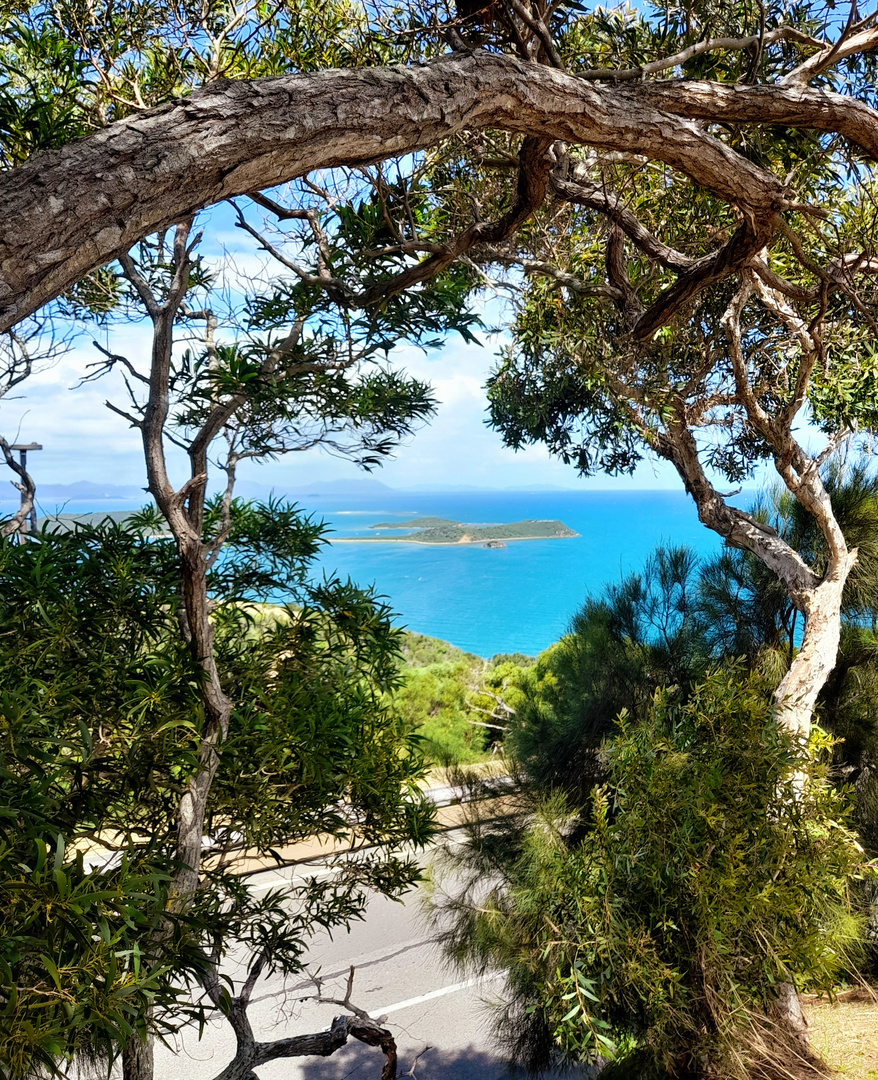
696, 460, 878, 667
84, 222, 442, 474
501, 475, 878, 846
389, 635, 531, 765
0, 519, 198, 841
437, 670, 870, 1078
506, 545, 711, 805
810, 340, 878, 434
0, 525, 206, 1076
0, 19, 92, 167
431, 464, 878, 1072
214, 583, 433, 853
0, 825, 195, 1079
0, 0, 424, 168
0, 510, 434, 1074
819, 623, 878, 860
398, 631, 479, 668
391, 661, 490, 765
482, 35, 878, 488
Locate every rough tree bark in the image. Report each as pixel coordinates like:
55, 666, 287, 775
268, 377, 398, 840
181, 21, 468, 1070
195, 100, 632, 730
13, 49, 878, 331
121, 1031, 154, 1080
201, 962, 399, 1080
1, 22, 873, 1070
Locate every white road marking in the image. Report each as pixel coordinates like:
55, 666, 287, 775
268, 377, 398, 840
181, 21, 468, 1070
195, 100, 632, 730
374, 972, 503, 1016
247, 863, 339, 891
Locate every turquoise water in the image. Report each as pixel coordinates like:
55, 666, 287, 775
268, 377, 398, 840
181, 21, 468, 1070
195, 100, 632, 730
301, 490, 721, 657
5, 489, 729, 657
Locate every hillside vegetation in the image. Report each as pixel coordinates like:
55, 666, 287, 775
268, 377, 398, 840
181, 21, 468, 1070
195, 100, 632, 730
392, 633, 534, 763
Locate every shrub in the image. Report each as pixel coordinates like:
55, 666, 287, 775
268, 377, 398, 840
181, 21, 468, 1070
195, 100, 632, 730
439, 669, 871, 1079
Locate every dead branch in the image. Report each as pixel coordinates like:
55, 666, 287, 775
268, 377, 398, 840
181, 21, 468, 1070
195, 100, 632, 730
0, 434, 36, 540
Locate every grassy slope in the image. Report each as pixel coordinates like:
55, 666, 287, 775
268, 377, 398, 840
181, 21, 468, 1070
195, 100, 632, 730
804, 989, 878, 1078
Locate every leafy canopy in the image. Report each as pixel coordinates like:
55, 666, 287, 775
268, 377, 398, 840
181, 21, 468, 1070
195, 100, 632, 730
0, 509, 433, 1077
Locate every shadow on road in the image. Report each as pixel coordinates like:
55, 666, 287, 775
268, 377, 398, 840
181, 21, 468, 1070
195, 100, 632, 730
296, 1041, 587, 1080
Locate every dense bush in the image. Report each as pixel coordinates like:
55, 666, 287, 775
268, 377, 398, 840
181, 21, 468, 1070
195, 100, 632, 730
391, 634, 532, 765
505, 546, 709, 804
436, 670, 871, 1079
0, 515, 433, 1075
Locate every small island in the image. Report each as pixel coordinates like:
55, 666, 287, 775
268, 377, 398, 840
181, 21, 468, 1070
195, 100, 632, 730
333, 517, 580, 546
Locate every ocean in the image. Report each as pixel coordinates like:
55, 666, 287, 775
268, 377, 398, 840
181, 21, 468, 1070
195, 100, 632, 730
3, 489, 732, 658
299, 489, 721, 657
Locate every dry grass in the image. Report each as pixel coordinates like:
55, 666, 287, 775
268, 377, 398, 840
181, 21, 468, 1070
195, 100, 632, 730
802, 986, 878, 1079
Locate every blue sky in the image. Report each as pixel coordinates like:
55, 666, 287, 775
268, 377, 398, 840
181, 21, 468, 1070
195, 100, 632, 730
0, 191, 695, 494
1, 320, 689, 493
0, 190, 780, 497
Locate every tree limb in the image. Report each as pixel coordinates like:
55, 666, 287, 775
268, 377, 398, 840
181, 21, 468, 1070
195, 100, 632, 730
0, 435, 36, 540
578, 26, 826, 82
781, 19, 878, 87
2, 52, 806, 330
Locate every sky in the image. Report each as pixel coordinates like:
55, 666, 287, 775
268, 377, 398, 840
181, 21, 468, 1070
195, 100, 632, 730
0, 306, 689, 496
0, 196, 769, 499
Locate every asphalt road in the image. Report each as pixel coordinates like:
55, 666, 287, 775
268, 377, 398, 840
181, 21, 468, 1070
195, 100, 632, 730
153, 836, 588, 1080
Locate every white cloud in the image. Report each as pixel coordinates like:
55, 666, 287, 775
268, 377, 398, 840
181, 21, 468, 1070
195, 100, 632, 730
0, 323, 189, 490
0, 322, 693, 494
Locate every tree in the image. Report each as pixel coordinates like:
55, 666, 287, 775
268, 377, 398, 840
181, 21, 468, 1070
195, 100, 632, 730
58, 201, 452, 1079
516, 548, 707, 784
431, 555, 877, 1076
0, 3, 877, 329
432, 465, 878, 1076
2, 0, 877, 742
0, 508, 433, 1080
0, 324, 46, 538
4, 0, 878, 1068
484, 142, 877, 746
434, 669, 866, 1080
1, 4, 877, 721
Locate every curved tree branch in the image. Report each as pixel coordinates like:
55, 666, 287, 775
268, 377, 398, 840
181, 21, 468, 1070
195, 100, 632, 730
636, 78, 878, 159
781, 20, 878, 87
551, 174, 694, 272
578, 26, 826, 82
1, 51, 813, 331
0, 435, 36, 540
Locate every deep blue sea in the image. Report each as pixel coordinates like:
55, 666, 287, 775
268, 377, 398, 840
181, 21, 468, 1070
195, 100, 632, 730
299, 490, 720, 657
4, 489, 730, 657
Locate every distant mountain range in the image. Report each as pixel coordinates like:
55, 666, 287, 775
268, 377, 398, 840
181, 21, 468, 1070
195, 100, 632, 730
1, 477, 582, 502
0, 480, 148, 502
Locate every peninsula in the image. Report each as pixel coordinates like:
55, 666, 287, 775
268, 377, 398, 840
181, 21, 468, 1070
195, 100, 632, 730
333, 517, 579, 546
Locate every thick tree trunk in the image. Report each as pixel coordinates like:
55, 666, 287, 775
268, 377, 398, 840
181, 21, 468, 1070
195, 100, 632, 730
122, 1027, 154, 1080
773, 556, 857, 739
